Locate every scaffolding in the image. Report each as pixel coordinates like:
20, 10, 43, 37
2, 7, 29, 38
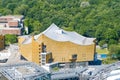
0, 62, 51, 80
88, 61, 120, 80
51, 67, 87, 80
51, 61, 120, 80
0, 55, 120, 80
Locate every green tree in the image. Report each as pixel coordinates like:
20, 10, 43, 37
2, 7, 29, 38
5, 34, 17, 46
104, 29, 119, 43
98, 40, 106, 47
109, 44, 120, 59
14, 4, 28, 15
95, 26, 106, 42
6, 3, 17, 12
0, 8, 12, 15
32, 20, 43, 34
108, 39, 118, 46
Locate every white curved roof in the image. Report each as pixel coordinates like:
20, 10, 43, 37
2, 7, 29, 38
34, 23, 95, 45
20, 35, 32, 44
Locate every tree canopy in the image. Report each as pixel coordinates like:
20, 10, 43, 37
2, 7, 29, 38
109, 44, 120, 60
5, 34, 17, 46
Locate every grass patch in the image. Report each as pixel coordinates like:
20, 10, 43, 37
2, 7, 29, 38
96, 48, 109, 54
52, 67, 59, 71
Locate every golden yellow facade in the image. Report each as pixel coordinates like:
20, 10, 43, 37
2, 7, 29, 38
19, 34, 96, 65
39, 35, 95, 62
0, 35, 4, 50
18, 37, 41, 64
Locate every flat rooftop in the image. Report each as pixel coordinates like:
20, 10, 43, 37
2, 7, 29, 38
0, 62, 49, 80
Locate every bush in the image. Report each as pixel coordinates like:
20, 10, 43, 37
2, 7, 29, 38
108, 44, 120, 59
102, 58, 118, 64
5, 34, 17, 46
98, 40, 106, 47
52, 67, 59, 71
108, 39, 118, 46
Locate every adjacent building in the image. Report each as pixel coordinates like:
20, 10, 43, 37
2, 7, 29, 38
18, 23, 96, 66
0, 15, 24, 35
0, 35, 4, 50
0, 62, 50, 80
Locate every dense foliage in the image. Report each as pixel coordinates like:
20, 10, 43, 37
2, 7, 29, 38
109, 44, 120, 59
0, 0, 120, 46
102, 44, 120, 64
5, 34, 17, 46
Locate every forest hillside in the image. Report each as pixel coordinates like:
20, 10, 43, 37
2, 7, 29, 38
0, 0, 120, 46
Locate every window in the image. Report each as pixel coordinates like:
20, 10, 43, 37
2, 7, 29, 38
72, 54, 77, 59
42, 63, 45, 65
42, 43, 46, 52
42, 60, 45, 62
39, 57, 41, 59
41, 55, 45, 59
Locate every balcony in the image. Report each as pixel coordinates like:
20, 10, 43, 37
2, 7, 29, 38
69, 54, 77, 62
41, 52, 53, 65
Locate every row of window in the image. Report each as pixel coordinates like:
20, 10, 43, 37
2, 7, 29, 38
38, 44, 46, 52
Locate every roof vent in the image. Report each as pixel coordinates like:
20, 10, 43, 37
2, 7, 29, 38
55, 29, 63, 34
